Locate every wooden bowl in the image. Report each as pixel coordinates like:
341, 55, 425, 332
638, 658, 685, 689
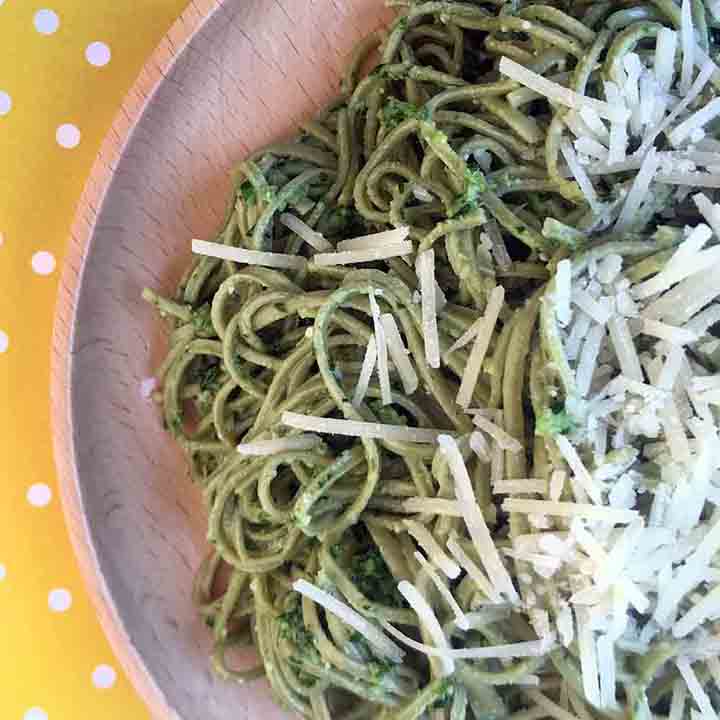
50, 1, 388, 717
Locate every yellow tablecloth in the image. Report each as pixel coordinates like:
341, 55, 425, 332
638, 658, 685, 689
0, 2, 188, 717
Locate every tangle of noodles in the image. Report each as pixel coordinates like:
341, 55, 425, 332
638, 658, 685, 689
143, 2, 720, 718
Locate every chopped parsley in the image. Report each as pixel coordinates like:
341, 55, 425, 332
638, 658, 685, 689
431, 678, 455, 709
278, 599, 318, 657
536, 403, 577, 437
451, 167, 488, 217
191, 303, 214, 336
348, 632, 396, 684
381, 97, 431, 129
350, 547, 405, 608
198, 363, 221, 393
238, 178, 275, 205
239, 180, 256, 203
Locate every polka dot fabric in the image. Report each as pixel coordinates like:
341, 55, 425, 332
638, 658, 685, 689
0, 2, 186, 718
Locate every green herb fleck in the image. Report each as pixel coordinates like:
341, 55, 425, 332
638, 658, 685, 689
348, 632, 396, 684
536, 403, 576, 437
431, 678, 454, 709
350, 547, 405, 608
451, 168, 487, 217
381, 97, 431, 130
199, 363, 221, 392
191, 303, 215, 336
278, 598, 317, 656
240, 181, 256, 203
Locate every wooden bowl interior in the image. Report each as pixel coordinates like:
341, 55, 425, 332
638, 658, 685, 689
53, 1, 388, 717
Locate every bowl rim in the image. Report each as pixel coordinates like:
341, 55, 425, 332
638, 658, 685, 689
50, 2, 223, 718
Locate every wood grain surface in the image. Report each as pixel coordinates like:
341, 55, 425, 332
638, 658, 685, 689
50, 1, 388, 718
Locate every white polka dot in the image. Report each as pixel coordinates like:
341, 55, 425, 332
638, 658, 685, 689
27, 483, 52, 507
31, 251, 56, 276
92, 664, 117, 689
34, 9, 59, 35
49, 588, 72, 613
24, 710, 48, 720
85, 41, 111, 67
0, 564, 5, 581
56, 123, 80, 149
0, 91, 11, 116
0, 330, 7, 354
0, 232, 5, 246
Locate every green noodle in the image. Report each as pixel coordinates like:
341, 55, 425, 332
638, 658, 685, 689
143, 2, 720, 718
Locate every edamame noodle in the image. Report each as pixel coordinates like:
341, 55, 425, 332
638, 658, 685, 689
144, 1, 720, 718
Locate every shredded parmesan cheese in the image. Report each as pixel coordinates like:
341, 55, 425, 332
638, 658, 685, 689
414, 551, 469, 630
503, 499, 637, 523
615, 149, 661, 233
293, 579, 404, 661
352, 335, 377, 407
396, 581, 454, 676
680, 0, 695, 95
405, 519, 461, 579
313, 240, 412, 266
237, 435, 321, 455
417, 249, 441, 369
192, 238, 306, 270
457, 286, 505, 408
369, 290, 392, 406
439, 434, 519, 603
280, 213, 333, 252
446, 534, 502, 603
381, 314, 418, 395
281, 412, 449, 443
499, 57, 630, 123
403, 497, 463, 516
336, 226, 410, 251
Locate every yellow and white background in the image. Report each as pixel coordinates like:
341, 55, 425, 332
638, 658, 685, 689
0, 2, 188, 717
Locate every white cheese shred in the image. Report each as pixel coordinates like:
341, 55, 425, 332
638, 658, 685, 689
293, 579, 404, 662
655, 28, 678, 93
608, 316, 645, 382
417, 249, 441, 369
381, 314, 419, 395
403, 497, 463, 516
369, 290, 392, 406
313, 240, 413, 266
498, 57, 630, 123
439, 434, 519, 603
336, 226, 410, 251
404, 519, 461, 579
192, 238, 306, 270
446, 534, 502, 603
673, 585, 720, 638
556, 260, 572, 328
396, 580, 454, 676
554, 434, 603, 504
352, 334, 377, 407
237, 434, 321, 456
561, 139, 602, 213
503, 499, 637, 523
383, 619, 553, 660
676, 658, 719, 720
680, 0, 695, 96
457, 286, 505, 408
670, 98, 720, 148
473, 414, 522, 453
615, 149, 661, 233
577, 608, 601, 707
281, 412, 448, 443
414, 551, 470, 630
279, 213, 333, 252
